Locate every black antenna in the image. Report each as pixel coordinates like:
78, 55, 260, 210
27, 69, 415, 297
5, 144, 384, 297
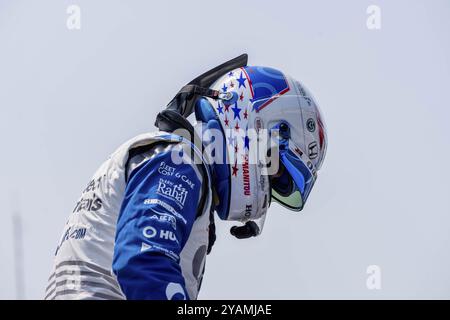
189, 54, 248, 87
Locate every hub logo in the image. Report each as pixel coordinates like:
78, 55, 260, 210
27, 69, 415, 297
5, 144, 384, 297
160, 230, 178, 243
157, 179, 188, 208
142, 226, 178, 243
245, 204, 252, 218
308, 141, 318, 159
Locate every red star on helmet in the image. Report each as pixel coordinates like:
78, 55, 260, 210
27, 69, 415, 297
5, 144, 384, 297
232, 162, 239, 176
243, 109, 248, 119
239, 92, 244, 101
224, 104, 230, 112
224, 116, 229, 126
235, 122, 240, 131
229, 81, 234, 88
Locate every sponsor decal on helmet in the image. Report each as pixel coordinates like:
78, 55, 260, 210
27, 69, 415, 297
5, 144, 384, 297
259, 174, 266, 192
242, 155, 251, 196
295, 81, 306, 96
307, 160, 317, 178
308, 141, 319, 159
306, 118, 316, 132
245, 204, 252, 218
293, 146, 303, 157
255, 117, 264, 134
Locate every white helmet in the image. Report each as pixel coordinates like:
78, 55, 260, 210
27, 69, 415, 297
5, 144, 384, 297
196, 65, 327, 227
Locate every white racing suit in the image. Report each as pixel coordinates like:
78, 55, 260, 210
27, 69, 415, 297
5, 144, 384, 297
45, 132, 213, 300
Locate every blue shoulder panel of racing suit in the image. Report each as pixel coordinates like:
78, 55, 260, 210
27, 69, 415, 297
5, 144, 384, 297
112, 147, 201, 300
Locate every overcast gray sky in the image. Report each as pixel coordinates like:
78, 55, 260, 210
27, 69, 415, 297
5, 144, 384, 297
1, 0, 450, 299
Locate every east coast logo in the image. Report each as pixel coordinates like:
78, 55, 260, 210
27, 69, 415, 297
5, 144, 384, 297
156, 178, 188, 208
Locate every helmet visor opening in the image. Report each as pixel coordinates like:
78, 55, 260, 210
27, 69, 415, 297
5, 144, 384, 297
271, 163, 294, 197
271, 148, 315, 211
